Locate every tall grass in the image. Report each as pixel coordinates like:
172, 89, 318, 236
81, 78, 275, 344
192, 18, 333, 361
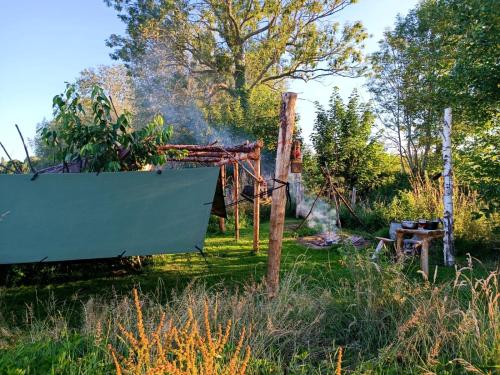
0, 253, 497, 374
341, 176, 499, 254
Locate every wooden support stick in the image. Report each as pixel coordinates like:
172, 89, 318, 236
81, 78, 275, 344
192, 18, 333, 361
322, 166, 363, 226
420, 238, 429, 280
15, 124, 37, 175
233, 161, 240, 241
267, 92, 297, 297
0, 141, 22, 173
253, 145, 261, 253
294, 180, 328, 231
219, 165, 226, 233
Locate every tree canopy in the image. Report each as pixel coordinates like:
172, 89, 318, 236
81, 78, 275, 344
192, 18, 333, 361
310, 89, 395, 193
105, 0, 367, 109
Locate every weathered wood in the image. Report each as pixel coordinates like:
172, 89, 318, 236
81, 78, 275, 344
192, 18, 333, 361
0, 141, 22, 173
159, 141, 263, 153
219, 165, 226, 233
15, 124, 37, 175
294, 180, 328, 231
442, 108, 455, 266
396, 232, 404, 260
253, 145, 261, 253
420, 238, 429, 279
267, 92, 297, 296
322, 166, 363, 226
233, 162, 240, 241
167, 157, 233, 163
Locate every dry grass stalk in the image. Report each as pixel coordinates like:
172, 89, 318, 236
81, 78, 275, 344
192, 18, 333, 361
335, 346, 343, 375
109, 289, 251, 375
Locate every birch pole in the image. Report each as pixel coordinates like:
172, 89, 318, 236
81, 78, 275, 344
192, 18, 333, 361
442, 108, 455, 266
267, 92, 297, 297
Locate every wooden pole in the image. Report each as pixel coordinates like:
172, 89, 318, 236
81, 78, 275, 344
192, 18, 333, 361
253, 145, 261, 253
233, 161, 240, 241
219, 165, 226, 233
420, 238, 429, 279
267, 92, 297, 296
442, 108, 455, 266
322, 166, 363, 226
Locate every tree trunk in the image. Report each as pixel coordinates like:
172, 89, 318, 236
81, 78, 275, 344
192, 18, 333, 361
267, 92, 297, 297
442, 108, 455, 266
234, 52, 249, 110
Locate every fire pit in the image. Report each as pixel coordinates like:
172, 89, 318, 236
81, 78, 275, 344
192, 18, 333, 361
297, 232, 341, 249
298, 232, 369, 249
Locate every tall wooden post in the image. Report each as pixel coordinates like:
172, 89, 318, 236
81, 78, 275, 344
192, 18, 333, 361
219, 165, 226, 233
253, 146, 261, 253
267, 92, 297, 296
233, 161, 240, 241
442, 108, 455, 266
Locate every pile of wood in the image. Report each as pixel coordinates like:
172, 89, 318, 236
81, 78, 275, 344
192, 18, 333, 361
159, 141, 263, 166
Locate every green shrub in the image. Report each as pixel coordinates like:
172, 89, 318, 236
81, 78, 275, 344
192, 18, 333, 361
341, 177, 499, 255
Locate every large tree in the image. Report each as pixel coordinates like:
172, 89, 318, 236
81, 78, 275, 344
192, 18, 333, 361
105, 0, 367, 110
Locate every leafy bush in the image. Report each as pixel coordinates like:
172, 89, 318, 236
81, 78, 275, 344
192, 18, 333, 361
39, 83, 178, 172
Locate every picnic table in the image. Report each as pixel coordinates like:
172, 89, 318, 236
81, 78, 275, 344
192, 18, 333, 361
395, 228, 444, 278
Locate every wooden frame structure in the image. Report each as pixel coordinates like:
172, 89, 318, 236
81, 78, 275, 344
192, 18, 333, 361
158, 140, 263, 252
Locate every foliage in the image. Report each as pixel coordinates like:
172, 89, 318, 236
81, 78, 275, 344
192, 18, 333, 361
77, 64, 137, 117
340, 176, 500, 255
454, 127, 500, 214
109, 289, 251, 374
368, 0, 499, 186
105, 0, 367, 109
39, 83, 175, 172
0, 334, 112, 374
310, 88, 397, 194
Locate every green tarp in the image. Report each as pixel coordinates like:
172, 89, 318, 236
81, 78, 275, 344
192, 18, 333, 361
0, 167, 219, 264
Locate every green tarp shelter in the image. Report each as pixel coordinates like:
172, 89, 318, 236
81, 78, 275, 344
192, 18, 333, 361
0, 167, 220, 264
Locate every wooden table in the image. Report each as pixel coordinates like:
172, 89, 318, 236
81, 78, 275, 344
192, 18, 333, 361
395, 228, 444, 278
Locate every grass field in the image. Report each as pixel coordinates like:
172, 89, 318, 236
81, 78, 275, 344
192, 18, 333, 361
0, 218, 498, 374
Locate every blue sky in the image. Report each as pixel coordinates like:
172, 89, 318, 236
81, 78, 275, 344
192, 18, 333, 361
0, 0, 418, 160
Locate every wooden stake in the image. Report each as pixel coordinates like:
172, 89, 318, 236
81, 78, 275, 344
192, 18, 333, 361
442, 108, 455, 266
267, 92, 297, 297
15, 124, 37, 175
233, 161, 240, 241
219, 165, 226, 233
0, 141, 22, 173
253, 145, 261, 253
322, 166, 363, 227
421, 238, 429, 279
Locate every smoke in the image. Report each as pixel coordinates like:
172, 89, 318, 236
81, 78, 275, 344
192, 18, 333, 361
289, 174, 337, 233
130, 42, 253, 148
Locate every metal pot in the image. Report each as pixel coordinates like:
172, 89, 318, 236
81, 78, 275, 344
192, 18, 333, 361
401, 220, 417, 229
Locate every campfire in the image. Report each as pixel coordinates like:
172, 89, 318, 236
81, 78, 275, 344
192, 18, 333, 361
298, 231, 369, 249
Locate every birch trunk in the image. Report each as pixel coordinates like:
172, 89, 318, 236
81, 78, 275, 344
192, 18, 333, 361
442, 108, 455, 266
